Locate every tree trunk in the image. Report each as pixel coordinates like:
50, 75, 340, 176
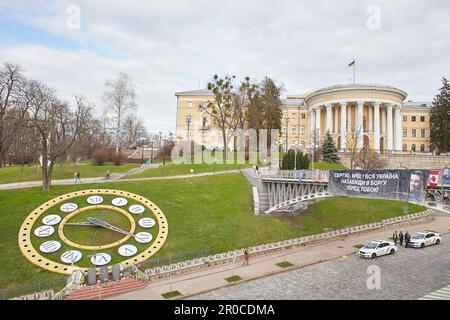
222, 129, 227, 163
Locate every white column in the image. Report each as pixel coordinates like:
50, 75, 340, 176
356, 102, 364, 149
334, 106, 339, 133
326, 104, 332, 134
347, 105, 352, 131
340, 102, 347, 151
394, 105, 403, 152
373, 103, 380, 152
315, 107, 321, 141
368, 105, 373, 132
381, 107, 386, 135
387, 104, 393, 151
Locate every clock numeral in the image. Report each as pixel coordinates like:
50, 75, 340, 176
135, 232, 153, 244
34, 225, 55, 237
61, 250, 82, 264
39, 240, 61, 253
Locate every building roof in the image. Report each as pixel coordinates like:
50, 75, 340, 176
403, 101, 432, 109
175, 89, 214, 97
282, 98, 305, 107
305, 83, 408, 102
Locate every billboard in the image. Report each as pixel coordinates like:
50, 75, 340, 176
329, 170, 426, 204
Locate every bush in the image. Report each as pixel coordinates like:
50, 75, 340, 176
91, 147, 110, 166
111, 150, 125, 165
281, 150, 310, 170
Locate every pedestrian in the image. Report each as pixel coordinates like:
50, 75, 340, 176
255, 165, 259, 175
243, 248, 250, 266
393, 231, 398, 245
399, 231, 404, 246
75, 172, 81, 183
106, 169, 111, 179
73, 172, 77, 183
405, 231, 411, 248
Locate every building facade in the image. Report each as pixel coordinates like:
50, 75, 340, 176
175, 84, 432, 153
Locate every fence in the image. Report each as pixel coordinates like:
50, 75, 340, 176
140, 249, 214, 270
0, 275, 67, 300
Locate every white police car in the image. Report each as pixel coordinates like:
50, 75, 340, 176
408, 231, 442, 248
359, 240, 398, 259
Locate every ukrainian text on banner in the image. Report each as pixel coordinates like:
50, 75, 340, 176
328, 170, 426, 204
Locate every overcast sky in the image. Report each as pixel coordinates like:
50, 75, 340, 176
0, 0, 449, 133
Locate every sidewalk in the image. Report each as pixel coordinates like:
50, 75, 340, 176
112, 215, 450, 300
0, 170, 241, 190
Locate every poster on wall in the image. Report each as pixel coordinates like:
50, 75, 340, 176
329, 170, 427, 204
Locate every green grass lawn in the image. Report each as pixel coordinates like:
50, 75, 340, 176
127, 162, 251, 178
0, 162, 139, 184
309, 162, 348, 170
0, 173, 424, 297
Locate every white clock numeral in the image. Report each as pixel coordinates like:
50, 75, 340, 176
91, 253, 112, 266
112, 197, 128, 207
34, 225, 55, 237
135, 232, 153, 244
139, 218, 156, 228
42, 214, 62, 226
87, 195, 103, 205
61, 250, 83, 263
60, 203, 78, 213
129, 204, 145, 215
118, 244, 138, 257
39, 240, 61, 253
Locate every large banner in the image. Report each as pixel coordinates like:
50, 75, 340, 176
329, 170, 427, 204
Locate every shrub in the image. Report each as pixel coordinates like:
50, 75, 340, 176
111, 150, 125, 165
91, 147, 110, 166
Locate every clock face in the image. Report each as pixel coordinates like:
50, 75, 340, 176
18, 189, 168, 275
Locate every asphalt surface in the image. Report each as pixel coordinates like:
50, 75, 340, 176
191, 234, 450, 300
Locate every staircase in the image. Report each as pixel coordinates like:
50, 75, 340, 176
242, 169, 270, 214
65, 278, 147, 300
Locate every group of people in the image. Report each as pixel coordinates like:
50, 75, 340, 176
393, 231, 411, 247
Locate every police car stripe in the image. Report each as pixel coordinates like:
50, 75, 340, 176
419, 285, 450, 300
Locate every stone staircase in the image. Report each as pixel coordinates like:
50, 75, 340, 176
242, 169, 270, 214
64, 278, 147, 300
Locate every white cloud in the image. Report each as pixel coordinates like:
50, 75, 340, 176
0, 0, 449, 131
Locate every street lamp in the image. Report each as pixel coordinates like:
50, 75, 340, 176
150, 141, 154, 164
292, 142, 298, 171
138, 130, 144, 165
186, 116, 192, 142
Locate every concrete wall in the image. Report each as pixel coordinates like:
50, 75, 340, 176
339, 153, 450, 169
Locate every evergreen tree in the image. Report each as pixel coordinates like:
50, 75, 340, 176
321, 131, 340, 163
281, 149, 310, 170
430, 78, 450, 153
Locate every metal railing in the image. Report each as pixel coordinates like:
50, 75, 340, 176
261, 170, 330, 182
0, 275, 67, 300
140, 249, 214, 270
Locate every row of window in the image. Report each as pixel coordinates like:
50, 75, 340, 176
284, 112, 307, 120
283, 126, 306, 135
402, 128, 427, 138
403, 144, 428, 152
402, 115, 426, 122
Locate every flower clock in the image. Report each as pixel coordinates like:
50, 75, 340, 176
18, 189, 168, 275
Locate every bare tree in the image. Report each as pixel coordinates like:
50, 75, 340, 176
345, 124, 364, 170
122, 113, 146, 147
103, 73, 136, 157
0, 63, 27, 166
29, 82, 92, 191
355, 149, 387, 169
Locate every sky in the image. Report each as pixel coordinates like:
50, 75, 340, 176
0, 0, 449, 133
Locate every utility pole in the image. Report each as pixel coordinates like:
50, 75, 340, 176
150, 141, 154, 164
159, 131, 162, 148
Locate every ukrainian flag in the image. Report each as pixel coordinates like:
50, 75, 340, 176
348, 60, 355, 67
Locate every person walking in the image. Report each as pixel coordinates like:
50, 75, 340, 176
74, 172, 81, 183
106, 169, 111, 179
243, 248, 250, 266
399, 231, 404, 246
393, 231, 399, 245
405, 231, 411, 248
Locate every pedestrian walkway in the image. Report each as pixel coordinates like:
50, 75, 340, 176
419, 285, 450, 300
0, 169, 242, 190
112, 216, 450, 300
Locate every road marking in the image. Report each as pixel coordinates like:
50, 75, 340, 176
419, 285, 450, 300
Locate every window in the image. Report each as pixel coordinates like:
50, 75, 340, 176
283, 126, 288, 134
420, 116, 426, 122
187, 101, 193, 108
421, 129, 426, 138
411, 116, 416, 122
403, 129, 407, 138
411, 144, 416, 152
420, 144, 425, 152
292, 126, 297, 135
291, 113, 297, 119
403, 144, 408, 151
202, 117, 207, 127
300, 141, 305, 150
412, 129, 417, 138
300, 126, 305, 135
402, 115, 407, 122
202, 133, 209, 143
301, 113, 306, 119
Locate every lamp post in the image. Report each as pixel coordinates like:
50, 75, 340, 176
186, 116, 192, 143
292, 142, 298, 171
138, 130, 144, 165
150, 141, 154, 164
162, 139, 167, 165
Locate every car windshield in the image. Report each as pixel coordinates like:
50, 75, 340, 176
412, 234, 425, 240
364, 242, 379, 249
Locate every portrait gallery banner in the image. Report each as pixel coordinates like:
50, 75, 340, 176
328, 170, 429, 204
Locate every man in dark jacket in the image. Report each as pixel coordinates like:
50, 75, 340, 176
393, 231, 399, 245
399, 231, 404, 246
405, 232, 411, 248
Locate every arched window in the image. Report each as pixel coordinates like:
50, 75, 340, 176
420, 144, 425, 152
402, 144, 407, 151
411, 144, 416, 152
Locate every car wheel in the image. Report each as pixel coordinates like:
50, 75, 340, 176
420, 243, 425, 248
371, 253, 377, 259
436, 239, 441, 245
390, 249, 395, 254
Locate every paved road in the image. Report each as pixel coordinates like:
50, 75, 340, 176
191, 234, 450, 300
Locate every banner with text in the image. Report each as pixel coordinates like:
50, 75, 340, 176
329, 170, 427, 204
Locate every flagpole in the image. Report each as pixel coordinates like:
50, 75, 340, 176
353, 61, 356, 85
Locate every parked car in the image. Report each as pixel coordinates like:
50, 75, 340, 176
408, 231, 442, 248
359, 240, 397, 259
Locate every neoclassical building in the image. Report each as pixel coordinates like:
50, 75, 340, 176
175, 84, 432, 153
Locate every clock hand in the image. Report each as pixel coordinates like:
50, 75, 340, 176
87, 217, 134, 237
65, 221, 96, 226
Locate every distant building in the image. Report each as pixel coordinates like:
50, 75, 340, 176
175, 84, 432, 153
